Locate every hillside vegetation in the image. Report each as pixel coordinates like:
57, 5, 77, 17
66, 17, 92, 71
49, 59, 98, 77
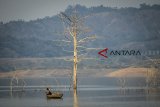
0, 4, 160, 58
0, 4, 160, 71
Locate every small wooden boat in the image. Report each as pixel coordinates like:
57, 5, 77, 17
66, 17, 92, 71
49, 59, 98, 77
46, 92, 63, 99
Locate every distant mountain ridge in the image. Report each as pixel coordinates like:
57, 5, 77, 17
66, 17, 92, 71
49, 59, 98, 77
0, 4, 160, 58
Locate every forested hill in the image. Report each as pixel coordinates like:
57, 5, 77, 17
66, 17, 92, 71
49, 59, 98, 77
0, 4, 160, 58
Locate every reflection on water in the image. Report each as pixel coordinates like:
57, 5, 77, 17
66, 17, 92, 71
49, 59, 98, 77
0, 77, 160, 107
10, 90, 26, 98
73, 89, 78, 107
1, 87, 160, 107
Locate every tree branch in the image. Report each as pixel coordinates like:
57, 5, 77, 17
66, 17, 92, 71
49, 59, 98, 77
78, 35, 97, 43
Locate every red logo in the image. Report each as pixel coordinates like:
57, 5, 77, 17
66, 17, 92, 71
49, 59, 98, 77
98, 48, 108, 58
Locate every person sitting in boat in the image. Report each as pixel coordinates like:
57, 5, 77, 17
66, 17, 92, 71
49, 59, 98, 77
46, 88, 52, 95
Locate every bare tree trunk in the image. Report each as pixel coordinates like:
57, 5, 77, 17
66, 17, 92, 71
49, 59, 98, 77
73, 26, 78, 89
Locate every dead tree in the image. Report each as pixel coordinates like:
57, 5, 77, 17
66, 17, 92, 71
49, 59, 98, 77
10, 69, 26, 97
143, 56, 160, 94
58, 10, 97, 90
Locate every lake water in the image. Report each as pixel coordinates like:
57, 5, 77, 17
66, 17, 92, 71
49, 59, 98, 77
0, 77, 160, 107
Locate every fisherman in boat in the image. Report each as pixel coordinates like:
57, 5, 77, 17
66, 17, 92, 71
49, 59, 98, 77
46, 88, 52, 95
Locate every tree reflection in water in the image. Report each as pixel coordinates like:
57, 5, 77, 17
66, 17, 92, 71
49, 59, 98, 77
73, 89, 78, 107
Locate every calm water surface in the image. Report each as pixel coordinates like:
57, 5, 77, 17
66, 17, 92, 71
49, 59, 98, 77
0, 77, 160, 107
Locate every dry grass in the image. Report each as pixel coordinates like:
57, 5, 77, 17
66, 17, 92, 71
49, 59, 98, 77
0, 69, 71, 78
106, 67, 156, 77
0, 67, 158, 78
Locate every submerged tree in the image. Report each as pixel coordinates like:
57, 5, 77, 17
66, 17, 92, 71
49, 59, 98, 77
10, 67, 26, 96
58, 8, 97, 89
146, 64, 160, 88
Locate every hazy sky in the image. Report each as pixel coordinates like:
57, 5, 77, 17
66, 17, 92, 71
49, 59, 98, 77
0, 0, 160, 23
